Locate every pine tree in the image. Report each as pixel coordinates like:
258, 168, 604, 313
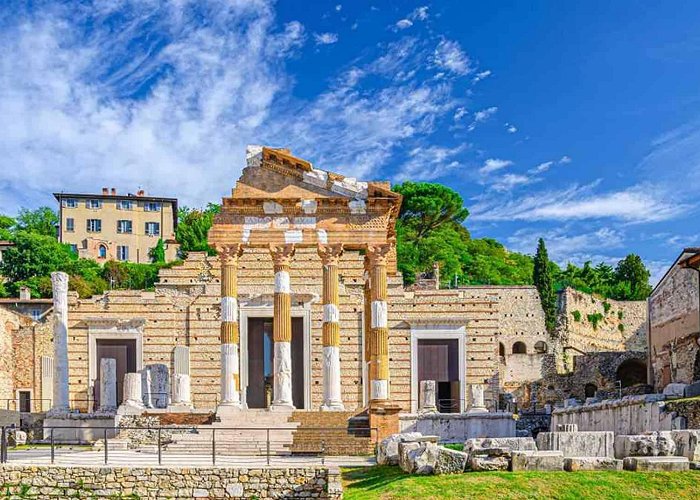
533, 238, 557, 333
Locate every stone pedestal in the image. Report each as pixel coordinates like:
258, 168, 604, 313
142, 364, 169, 409
419, 380, 438, 414
49, 272, 70, 415
271, 341, 294, 411
99, 358, 117, 413
467, 384, 488, 414
171, 374, 192, 407
118, 372, 145, 415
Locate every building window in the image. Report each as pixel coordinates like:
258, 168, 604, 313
512, 341, 527, 354
118, 200, 133, 210
30, 309, 41, 321
87, 219, 102, 232
117, 245, 129, 261
64, 198, 78, 208
65, 218, 75, 232
87, 199, 102, 209
69, 244, 78, 254
144, 201, 161, 212
17, 390, 31, 413
98, 244, 107, 259
534, 341, 548, 354
117, 220, 133, 234
145, 222, 160, 236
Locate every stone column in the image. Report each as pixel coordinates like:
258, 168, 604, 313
50, 272, 70, 413
171, 374, 192, 407
123, 373, 143, 406
367, 244, 392, 404
218, 244, 243, 412
99, 358, 117, 412
270, 243, 295, 411
467, 383, 488, 414
318, 244, 344, 411
419, 380, 438, 414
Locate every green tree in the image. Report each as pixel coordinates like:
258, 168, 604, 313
0, 215, 14, 240
149, 238, 166, 263
533, 238, 557, 333
0, 232, 75, 283
175, 204, 220, 256
614, 254, 652, 300
14, 207, 58, 237
394, 181, 469, 238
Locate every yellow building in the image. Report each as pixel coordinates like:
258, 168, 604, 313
54, 188, 179, 263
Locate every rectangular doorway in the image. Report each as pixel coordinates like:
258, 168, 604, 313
246, 317, 305, 409
95, 339, 136, 408
417, 338, 460, 413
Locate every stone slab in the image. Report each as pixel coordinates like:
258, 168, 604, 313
464, 437, 536, 454
511, 451, 564, 472
622, 456, 689, 471
435, 446, 469, 474
377, 432, 423, 466
684, 381, 700, 398
671, 430, 700, 461
563, 457, 623, 472
537, 431, 614, 458
469, 455, 509, 472
614, 432, 676, 459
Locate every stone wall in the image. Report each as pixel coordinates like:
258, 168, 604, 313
398, 412, 516, 443
649, 264, 700, 387
0, 465, 341, 499
665, 397, 700, 429
0, 306, 20, 406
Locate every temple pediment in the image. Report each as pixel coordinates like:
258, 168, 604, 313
209, 146, 402, 252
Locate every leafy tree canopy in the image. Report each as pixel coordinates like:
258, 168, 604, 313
176, 203, 220, 256
14, 207, 58, 237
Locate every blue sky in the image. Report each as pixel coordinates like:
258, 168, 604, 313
1, 1, 699, 282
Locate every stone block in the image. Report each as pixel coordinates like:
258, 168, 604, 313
537, 431, 614, 458
622, 456, 689, 471
464, 437, 536, 454
614, 432, 676, 459
663, 383, 688, 398
469, 455, 509, 472
434, 446, 469, 474
690, 461, 700, 470
511, 451, 564, 472
398, 442, 422, 472
563, 457, 623, 471
469, 447, 513, 458
684, 381, 700, 398
557, 424, 578, 432
377, 432, 422, 466
8, 430, 27, 447
401, 442, 439, 475
671, 430, 700, 461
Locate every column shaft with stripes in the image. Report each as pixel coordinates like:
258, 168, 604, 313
367, 244, 392, 404
318, 244, 344, 410
270, 243, 296, 410
219, 244, 243, 408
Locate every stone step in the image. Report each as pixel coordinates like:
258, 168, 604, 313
622, 456, 690, 471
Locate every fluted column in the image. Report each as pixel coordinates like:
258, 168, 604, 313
218, 244, 243, 411
318, 244, 344, 411
270, 243, 296, 410
50, 272, 70, 414
367, 244, 392, 404
363, 257, 372, 404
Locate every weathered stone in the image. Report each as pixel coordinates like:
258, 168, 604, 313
556, 424, 578, 432
464, 437, 536, 454
99, 358, 117, 412
662, 383, 687, 398
142, 364, 169, 409
685, 381, 700, 398
469, 455, 509, 472
226, 483, 244, 496
511, 451, 564, 471
622, 456, 689, 471
614, 432, 676, 459
467, 384, 488, 414
8, 429, 27, 446
419, 380, 437, 414
537, 431, 614, 458
671, 430, 700, 461
434, 446, 469, 474
377, 432, 422, 465
563, 457, 623, 471
404, 442, 439, 475
398, 442, 422, 472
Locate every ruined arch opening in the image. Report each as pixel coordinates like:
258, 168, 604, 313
534, 341, 548, 354
499, 342, 506, 358
616, 359, 647, 387
584, 383, 597, 398
694, 349, 700, 382
512, 341, 527, 354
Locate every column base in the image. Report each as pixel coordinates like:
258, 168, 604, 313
216, 402, 243, 418
466, 407, 489, 415
269, 402, 296, 412
320, 402, 345, 411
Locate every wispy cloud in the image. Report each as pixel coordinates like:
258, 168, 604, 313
505, 123, 517, 133
468, 106, 498, 131
432, 39, 472, 75
491, 173, 534, 192
394, 144, 466, 181
394, 6, 429, 30
479, 158, 513, 175
472, 70, 491, 83
314, 32, 339, 45
528, 155, 571, 174
507, 226, 625, 263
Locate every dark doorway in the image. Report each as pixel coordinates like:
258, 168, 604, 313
417, 338, 460, 413
616, 359, 647, 387
17, 391, 31, 413
247, 317, 305, 409
584, 383, 597, 398
95, 339, 136, 408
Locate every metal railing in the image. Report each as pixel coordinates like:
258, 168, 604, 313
0, 424, 376, 466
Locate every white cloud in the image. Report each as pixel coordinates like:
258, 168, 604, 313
314, 32, 339, 45
559, 155, 572, 164
468, 106, 498, 130
394, 144, 465, 181
412, 6, 429, 21
471, 182, 689, 223
395, 19, 413, 30
472, 70, 491, 83
453, 107, 468, 121
432, 39, 472, 75
530, 161, 554, 174
491, 173, 533, 192
335, 4, 342, 11
507, 227, 625, 263
479, 158, 513, 175
505, 123, 517, 133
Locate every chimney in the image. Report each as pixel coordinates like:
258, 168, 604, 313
19, 286, 31, 300
110, 188, 116, 196
101, 187, 109, 195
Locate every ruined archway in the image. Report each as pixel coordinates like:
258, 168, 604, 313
584, 383, 597, 398
512, 341, 527, 354
616, 359, 647, 387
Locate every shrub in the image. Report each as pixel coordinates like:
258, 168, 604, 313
587, 312, 604, 330
602, 301, 611, 314
618, 323, 625, 333
572, 310, 582, 322
618, 310, 624, 320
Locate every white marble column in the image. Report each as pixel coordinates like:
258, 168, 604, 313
99, 358, 117, 412
218, 245, 243, 412
171, 374, 192, 407
271, 244, 295, 411
319, 244, 344, 411
50, 272, 70, 413
123, 373, 143, 406
467, 383, 488, 414
419, 380, 438, 414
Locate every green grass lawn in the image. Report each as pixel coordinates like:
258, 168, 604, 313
341, 466, 700, 500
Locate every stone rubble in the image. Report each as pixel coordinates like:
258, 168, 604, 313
614, 431, 676, 459
376, 432, 423, 465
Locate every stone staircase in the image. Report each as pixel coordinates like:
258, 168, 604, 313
289, 410, 375, 456
163, 409, 299, 456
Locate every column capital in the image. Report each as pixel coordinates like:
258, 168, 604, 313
217, 244, 244, 265
365, 244, 393, 267
270, 243, 296, 268
317, 243, 344, 266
